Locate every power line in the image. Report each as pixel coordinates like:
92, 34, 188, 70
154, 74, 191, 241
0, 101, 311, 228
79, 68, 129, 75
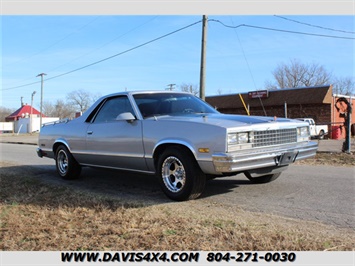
274, 15, 355, 35
46, 16, 159, 74
228, 17, 258, 90
2, 19, 202, 91
244, 24, 355, 39
3, 16, 158, 89
209, 19, 355, 40
1, 81, 41, 91
4, 18, 352, 92
45, 20, 202, 82
228, 17, 267, 116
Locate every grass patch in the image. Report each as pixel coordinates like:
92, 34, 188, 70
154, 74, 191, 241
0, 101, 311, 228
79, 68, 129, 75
295, 152, 355, 167
0, 162, 354, 251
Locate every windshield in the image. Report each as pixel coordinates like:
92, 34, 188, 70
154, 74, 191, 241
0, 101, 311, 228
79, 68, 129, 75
133, 93, 219, 118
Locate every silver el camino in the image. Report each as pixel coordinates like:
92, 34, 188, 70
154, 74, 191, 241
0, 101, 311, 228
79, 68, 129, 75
37, 91, 318, 201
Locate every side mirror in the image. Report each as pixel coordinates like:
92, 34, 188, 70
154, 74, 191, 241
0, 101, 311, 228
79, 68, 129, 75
115, 112, 136, 123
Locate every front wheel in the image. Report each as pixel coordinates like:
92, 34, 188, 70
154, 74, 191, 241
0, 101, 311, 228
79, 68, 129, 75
55, 145, 81, 180
157, 146, 206, 201
245, 172, 281, 184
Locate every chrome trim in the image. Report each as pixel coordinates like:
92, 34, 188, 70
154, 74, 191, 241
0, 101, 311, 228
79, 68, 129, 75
54, 139, 71, 151
252, 128, 297, 147
80, 163, 155, 175
212, 141, 318, 173
73, 151, 144, 158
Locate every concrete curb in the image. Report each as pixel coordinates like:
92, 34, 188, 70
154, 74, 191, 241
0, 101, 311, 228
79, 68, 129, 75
0, 141, 38, 146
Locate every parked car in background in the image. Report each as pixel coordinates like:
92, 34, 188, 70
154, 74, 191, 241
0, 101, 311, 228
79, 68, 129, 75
296, 118, 328, 139
37, 91, 318, 201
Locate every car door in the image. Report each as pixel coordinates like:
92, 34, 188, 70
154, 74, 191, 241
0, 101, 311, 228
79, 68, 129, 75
83, 95, 147, 171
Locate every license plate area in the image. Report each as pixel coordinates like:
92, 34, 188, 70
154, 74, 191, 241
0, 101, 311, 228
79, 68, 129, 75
277, 151, 298, 166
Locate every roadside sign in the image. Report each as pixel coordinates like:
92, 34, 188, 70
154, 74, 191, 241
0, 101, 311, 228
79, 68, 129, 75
248, 90, 269, 99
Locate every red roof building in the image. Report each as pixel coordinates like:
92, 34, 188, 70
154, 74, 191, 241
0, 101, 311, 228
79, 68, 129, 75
5, 104, 45, 122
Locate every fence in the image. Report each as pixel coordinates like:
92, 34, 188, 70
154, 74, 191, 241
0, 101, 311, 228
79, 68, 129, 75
0, 122, 14, 133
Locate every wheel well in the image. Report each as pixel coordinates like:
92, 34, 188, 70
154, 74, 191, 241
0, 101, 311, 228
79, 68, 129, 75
53, 142, 68, 154
153, 144, 196, 168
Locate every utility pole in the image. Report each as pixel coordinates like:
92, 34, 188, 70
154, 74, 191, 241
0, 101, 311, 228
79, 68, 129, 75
30, 91, 36, 133
36, 73, 46, 129
199, 15, 208, 100
166, 84, 176, 91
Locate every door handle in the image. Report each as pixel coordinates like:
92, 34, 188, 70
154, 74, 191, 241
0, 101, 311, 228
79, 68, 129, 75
87, 131, 93, 135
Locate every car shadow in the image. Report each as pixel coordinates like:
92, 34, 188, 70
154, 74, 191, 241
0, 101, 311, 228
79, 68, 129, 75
202, 177, 253, 198
1, 164, 256, 208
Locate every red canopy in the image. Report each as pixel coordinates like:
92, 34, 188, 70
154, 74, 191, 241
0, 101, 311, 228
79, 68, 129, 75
5, 104, 45, 121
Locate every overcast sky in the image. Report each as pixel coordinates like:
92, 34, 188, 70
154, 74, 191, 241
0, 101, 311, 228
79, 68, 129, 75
1, 14, 354, 109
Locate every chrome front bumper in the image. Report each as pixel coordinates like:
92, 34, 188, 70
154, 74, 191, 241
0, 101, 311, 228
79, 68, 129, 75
212, 141, 318, 173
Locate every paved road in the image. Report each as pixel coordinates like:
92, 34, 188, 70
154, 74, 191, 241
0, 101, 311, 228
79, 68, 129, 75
1, 143, 354, 228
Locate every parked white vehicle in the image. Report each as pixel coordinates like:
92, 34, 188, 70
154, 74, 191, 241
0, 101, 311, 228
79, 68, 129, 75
297, 118, 328, 139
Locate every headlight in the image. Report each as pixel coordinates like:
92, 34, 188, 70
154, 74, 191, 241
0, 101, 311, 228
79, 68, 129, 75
228, 132, 250, 144
228, 133, 238, 144
237, 132, 249, 144
297, 126, 310, 141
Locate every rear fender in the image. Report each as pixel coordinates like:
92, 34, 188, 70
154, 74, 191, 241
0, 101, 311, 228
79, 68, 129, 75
53, 139, 71, 154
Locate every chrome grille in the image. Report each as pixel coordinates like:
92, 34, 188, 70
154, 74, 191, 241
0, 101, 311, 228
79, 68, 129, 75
252, 128, 297, 147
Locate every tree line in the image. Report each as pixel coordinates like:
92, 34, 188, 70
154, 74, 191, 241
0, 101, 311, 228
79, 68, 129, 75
265, 59, 354, 95
183, 59, 354, 96
41, 90, 101, 119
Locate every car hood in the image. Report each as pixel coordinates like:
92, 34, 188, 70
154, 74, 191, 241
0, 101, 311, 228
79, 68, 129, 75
148, 113, 301, 128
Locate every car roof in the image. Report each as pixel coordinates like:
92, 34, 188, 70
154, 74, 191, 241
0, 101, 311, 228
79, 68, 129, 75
103, 90, 192, 99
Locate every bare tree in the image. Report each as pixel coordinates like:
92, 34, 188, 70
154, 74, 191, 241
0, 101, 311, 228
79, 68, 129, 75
42, 90, 100, 119
332, 76, 355, 95
55, 99, 77, 119
0, 106, 16, 122
266, 59, 332, 89
180, 83, 199, 96
66, 89, 96, 113
42, 101, 56, 117
42, 100, 76, 119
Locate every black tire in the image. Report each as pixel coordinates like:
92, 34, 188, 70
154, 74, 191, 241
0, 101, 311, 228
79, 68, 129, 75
318, 130, 325, 139
157, 146, 206, 201
55, 145, 81, 180
245, 172, 281, 184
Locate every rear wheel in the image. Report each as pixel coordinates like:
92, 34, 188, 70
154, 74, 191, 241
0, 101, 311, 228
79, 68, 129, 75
55, 145, 81, 180
245, 172, 281, 184
157, 146, 206, 201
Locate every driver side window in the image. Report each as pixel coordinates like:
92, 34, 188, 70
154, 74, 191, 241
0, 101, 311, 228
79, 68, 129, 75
94, 96, 134, 123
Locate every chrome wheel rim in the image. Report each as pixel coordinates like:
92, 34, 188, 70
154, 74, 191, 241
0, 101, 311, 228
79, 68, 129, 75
57, 150, 68, 175
161, 156, 186, 193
